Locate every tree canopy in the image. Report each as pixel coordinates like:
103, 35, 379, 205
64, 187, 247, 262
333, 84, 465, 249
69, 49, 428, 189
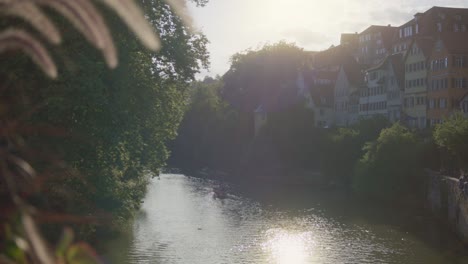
0, 0, 209, 230
222, 42, 306, 112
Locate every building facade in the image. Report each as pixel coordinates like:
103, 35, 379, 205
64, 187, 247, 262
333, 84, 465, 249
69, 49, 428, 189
403, 38, 433, 128
427, 33, 468, 125
334, 59, 364, 126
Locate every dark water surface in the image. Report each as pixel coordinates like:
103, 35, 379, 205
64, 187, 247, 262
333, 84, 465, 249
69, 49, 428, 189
105, 174, 468, 264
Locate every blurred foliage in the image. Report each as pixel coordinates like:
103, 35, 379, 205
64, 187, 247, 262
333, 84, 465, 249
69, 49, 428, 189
0, 2, 209, 262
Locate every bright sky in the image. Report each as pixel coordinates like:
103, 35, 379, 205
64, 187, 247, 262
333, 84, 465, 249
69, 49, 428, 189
187, 0, 468, 79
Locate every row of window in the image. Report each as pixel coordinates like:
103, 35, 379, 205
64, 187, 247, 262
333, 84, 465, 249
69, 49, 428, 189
404, 96, 426, 107
399, 25, 418, 38
361, 86, 386, 97
405, 61, 425, 73
406, 78, 426, 89
453, 23, 467, 32
335, 101, 348, 112
430, 57, 448, 71
453, 56, 467, 67
408, 46, 421, 56
388, 90, 400, 100
428, 78, 468, 90
359, 101, 387, 111
428, 98, 448, 109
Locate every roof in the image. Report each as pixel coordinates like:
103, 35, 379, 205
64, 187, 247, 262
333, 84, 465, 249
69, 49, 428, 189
301, 69, 335, 107
404, 37, 434, 61
365, 53, 404, 85
341, 57, 365, 86
340, 33, 358, 46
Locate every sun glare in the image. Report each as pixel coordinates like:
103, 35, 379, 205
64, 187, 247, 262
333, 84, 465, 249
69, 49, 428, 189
263, 229, 315, 264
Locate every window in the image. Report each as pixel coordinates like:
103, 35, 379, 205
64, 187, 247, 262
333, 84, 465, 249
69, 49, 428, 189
463, 101, 468, 113
454, 24, 460, 32
463, 24, 467, 32
429, 99, 435, 109
419, 117, 426, 128
437, 22, 442, 32
440, 98, 446, 108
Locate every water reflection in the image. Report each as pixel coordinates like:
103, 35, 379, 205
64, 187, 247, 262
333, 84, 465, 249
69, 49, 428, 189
263, 229, 314, 264
105, 174, 468, 264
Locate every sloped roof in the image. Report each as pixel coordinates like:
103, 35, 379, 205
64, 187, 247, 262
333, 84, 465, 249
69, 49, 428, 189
365, 53, 404, 85
389, 53, 405, 86
342, 57, 365, 86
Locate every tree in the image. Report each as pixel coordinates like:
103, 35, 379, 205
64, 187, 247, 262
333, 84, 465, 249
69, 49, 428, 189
433, 112, 468, 171
169, 78, 247, 174
0, 0, 209, 233
353, 123, 423, 200
222, 42, 306, 112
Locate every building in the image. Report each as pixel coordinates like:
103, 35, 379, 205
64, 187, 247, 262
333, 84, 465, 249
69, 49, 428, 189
334, 57, 364, 126
402, 37, 434, 128
385, 54, 405, 123
460, 92, 468, 118
427, 33, 468, 126
301, 70, 336, 128
358, 53, 404, 122
393, 6, 468, 55
356, 25, 398, 66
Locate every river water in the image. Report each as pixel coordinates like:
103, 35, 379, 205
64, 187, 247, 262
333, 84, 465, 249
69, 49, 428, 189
105, 174, 468, 264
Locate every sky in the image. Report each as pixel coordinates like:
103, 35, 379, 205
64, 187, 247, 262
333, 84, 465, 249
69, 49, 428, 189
187, 0, 468, 79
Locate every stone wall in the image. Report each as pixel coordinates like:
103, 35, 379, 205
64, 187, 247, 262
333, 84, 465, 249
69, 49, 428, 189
426, 169, 468, 244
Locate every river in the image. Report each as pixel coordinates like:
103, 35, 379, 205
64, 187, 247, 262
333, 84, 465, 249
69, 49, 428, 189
105, 174, 468, 264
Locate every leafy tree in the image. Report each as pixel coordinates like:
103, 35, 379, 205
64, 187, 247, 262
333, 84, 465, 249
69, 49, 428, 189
321, 116, 390, 185
433, 112, 468, 171
353, 123, 423, 200
169, 78, 248, 174
222, 41, 306, 112
261, 102, 320, 169
0, 0, 209, 233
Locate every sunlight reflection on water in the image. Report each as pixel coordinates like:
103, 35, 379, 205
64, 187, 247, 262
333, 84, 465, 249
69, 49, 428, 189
105, 174, 468, 264
263, 229, 315, 264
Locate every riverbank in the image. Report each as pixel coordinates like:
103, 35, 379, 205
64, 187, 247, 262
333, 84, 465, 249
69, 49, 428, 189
427, 169, 468, 245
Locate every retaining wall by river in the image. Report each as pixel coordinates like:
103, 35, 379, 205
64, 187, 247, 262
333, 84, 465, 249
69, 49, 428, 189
426, 169, 468, 244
